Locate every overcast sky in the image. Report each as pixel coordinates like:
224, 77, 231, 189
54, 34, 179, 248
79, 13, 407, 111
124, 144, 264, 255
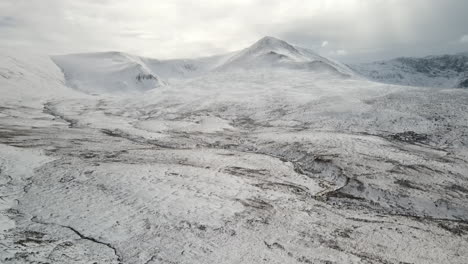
1, 0, 468, 62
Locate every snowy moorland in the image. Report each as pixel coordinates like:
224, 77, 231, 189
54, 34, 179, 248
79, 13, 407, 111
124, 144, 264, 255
351, 53, 468, 88
1, 37, 468, 264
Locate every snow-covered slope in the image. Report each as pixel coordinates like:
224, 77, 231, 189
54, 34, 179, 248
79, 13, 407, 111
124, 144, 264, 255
52, 52, 165, 94
3, 40, 468, 264
215, 36, 353, 76
141, 53, 234, 81
351, 53, 468, 88
52, 37, 354, 95
2, 60, 468, 263
0, 49, 84, 106
144, 37, 354, 78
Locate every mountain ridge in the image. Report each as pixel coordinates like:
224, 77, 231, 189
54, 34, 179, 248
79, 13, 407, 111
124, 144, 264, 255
51, 36, 354, 94
50, 37, 468, 94
351, 52, 468, 88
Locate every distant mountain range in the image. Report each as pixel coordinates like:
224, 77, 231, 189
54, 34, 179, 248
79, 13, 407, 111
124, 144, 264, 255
51, 37, 354, 94
46, 37, 468, 94
350, 53, 468, 88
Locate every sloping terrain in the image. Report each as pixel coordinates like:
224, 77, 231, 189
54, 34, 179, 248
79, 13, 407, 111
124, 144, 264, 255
351, 53, 468, 88
52, 52, 165, 94
0, 48, 83, 104
1, 39, 468, 263
53, 37, 354, 95
215, 37, 353, 76
141, 53, 234, 81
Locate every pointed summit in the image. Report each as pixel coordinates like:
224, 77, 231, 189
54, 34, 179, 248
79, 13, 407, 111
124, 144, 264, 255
248, 36, 299, 54
254, 36, 289, 45
213, 36, 354, 76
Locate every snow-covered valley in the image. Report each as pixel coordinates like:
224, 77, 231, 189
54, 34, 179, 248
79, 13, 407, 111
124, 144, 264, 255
1, 37, 468, 264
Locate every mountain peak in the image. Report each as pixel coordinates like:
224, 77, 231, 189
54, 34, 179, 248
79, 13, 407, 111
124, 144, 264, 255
256, 36, 286, 44
250, 36, 295, 51
214, 35, 353, 75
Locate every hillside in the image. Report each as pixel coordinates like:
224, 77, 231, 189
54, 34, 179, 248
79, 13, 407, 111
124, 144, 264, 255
52, 52, 165, 94
351, 53, 468, 88
1, 38, 468, 264
52, 37, 354, 94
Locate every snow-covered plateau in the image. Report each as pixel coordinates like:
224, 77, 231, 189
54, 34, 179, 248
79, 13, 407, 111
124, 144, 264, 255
1, 37, 468, 263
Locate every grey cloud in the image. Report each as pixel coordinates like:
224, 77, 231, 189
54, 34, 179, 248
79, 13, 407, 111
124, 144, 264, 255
275, 0, 468, 62
1, 0, 467, 62
0, 16, 16, 28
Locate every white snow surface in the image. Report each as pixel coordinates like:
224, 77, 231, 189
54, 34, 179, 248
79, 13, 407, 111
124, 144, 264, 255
52, 52, 165, 94
351, 53, 468, 88
52, 37, 354, 95
1, 38, 468, 264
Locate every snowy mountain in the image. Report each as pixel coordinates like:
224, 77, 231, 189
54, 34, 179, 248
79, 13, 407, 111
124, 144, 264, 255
52, 37, 354, 94
0, 48, 85, 106
52, 52, 165, 94
351, 53, 468, 88
140, 52, 236, 81
2, 38, 468, 264
215, 36, 353, 76
48, 38, 468, 95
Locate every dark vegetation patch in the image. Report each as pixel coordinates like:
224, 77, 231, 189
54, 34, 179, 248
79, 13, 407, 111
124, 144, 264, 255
101, 128, 123, 137
14, 237, 55, 247
237, 198, 273, 210
0, 128, 30, 139
332, 228, 353, 239
458, 78, 468, 88
43, 103, 78, 128
326, 191, 366, 201
80, 152, 98, 159
264, 241, 285, 250
254, 182, 309, 197
223, 166, 269, 179
231, 116, 271, 129
394, 179, 425, 191
445, 184, 468, 194
388, 131, 428, 144
438, 222, 468, 236
136, 73, 158, 82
